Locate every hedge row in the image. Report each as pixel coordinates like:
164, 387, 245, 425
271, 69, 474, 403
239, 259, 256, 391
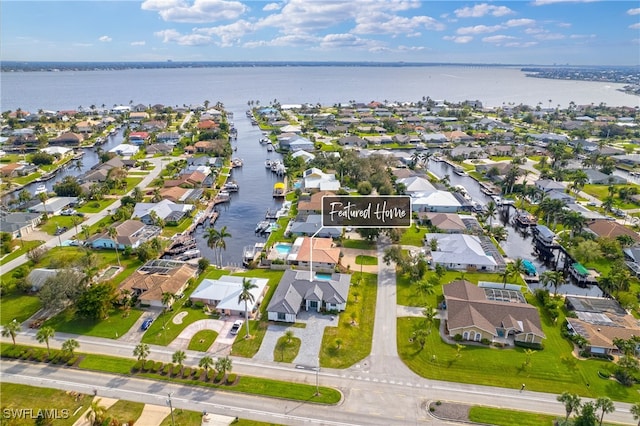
131, 360, 237, 384
2, 346, 79, 367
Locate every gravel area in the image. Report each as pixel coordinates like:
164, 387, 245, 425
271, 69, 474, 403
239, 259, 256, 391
429, 401, 472, 423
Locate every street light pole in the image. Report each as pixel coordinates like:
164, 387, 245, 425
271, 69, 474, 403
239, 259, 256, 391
167, 392, 175, 426
315, 356, 320, 396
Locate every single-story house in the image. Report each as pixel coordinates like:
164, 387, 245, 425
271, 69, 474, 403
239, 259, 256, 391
29, 197, 78, 216
287, 215, 342, 238
419, 212, 467, 233
425, 233, 498, 271
49, 132, 84, 146
535, 179, 566, 193
109, 144, 139, 157
266, 269, 351, 323
443, 280, 545, 344
133, 200, 194, 225
302, 168, 341, 192
297, 191, 335, 215
291, 150, 315, 163
583, 169, 626, 185
0, 211, 42, 237
27, 268, 84, 292
88, 220, 161, 250
398, 176, 436, 194
146, 144, 173, 155
190, 276, 268, 317
565, 295, 640, 355
411, 191, 462, 213
587, 220, 640, 243
118, 260, 197, 308
285, 236, 341, 272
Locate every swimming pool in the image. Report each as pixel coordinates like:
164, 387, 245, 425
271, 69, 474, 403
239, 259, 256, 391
315, 273, 333, 281
275, 243, 292, 255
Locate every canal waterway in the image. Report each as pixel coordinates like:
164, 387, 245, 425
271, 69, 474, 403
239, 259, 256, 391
427, 159, 603, 297
193, 110, 285, 267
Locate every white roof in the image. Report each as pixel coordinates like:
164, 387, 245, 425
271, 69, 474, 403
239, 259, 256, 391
411, 191, 461, 208
292, 150, 315, 163
133, 199, 193, 221
426, 233, 497, 267
190, 276, 268, 312
398, 176, 436, 194
109, 143, 139, 156
42, 146, 72, 155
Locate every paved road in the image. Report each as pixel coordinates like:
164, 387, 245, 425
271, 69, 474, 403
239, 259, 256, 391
1, 156, 176, 274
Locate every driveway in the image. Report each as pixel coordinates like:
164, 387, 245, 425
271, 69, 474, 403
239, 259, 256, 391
253, 312, 338, 367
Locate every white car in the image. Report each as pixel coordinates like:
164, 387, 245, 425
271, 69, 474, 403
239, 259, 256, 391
230, 320, 243, 335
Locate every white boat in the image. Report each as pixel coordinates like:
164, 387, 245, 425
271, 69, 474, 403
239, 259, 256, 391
265, 160, 272, 168
231, 158, 243, 168
34, 185, 47, 195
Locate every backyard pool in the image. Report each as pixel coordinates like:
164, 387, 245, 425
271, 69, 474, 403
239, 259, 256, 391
315, 273, 333, 281
275, 243, 292, 255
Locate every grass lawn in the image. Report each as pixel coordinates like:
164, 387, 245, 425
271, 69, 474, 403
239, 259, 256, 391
399, 224, 427, 246
159, 409, 204, 426
38, 215, 86, 236
319, 272, 376, 368
0, 292, 41, 324
78, 353, 136, 375
266, 217, 294, 245
273, 335, 301, 363
341, 239, 377, 250
13, 172, 42, 185
141, 304, 212, 346
162, 217, 194, 237
114, 177, 144, 195
103, 400, 145, 424
468, 406, 557, 425
0, 240, 43, 266
355, 255, 378, 265
77, 198, 117, 213
0, 382, 92, 426
187, 329, 218, 351
44, 307, 143, 339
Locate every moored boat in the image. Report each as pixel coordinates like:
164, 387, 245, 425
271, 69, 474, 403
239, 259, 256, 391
34, 184, 47, 195
273, 182, 286, 198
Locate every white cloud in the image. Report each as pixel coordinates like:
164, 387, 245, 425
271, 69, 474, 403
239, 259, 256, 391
443, 35, 473, 44
630, 23, 640, 30
263, 2, 281, 11
456, 25, 503, 35
524, 27, 545, 35
131, 41, 146, 46
154, 29, 213, 45
99, 36, 112, 42
141, 0, 248, 23
454, 3, 514, 18
482, 35, 517, 44
195, 20, 255, 47
504, 41, 538, 48
504, 19, 536, 27
319, 33, 383, 50
244, 34, 319, 48
628, 8, 640, 15
569, 34, 595, 39
353, 12, 444, 36
534, 33, 565, 40
397, 45, 426, 51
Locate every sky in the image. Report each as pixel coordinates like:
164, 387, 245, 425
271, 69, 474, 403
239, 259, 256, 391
2, 0, 639, 65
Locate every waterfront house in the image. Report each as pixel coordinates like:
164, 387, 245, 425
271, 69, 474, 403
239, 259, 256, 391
302, 168, 341, 192
419, 212, 467, 233
128, 132, 150, 145
565, 296, 640, 356
411, 191, 462, 213
29, 197, 78, 216
424, 233, 498, 272
586, 220, 640, 243
291, 150, 315, 163
88, 220, 161, 250
266, 269, 351, 323
41, 146, 72, 157
156, 132, 180, 145
397, 176, 436, 194
297, 191, 335, 215
283, 236, 341, 272
49, 132, 84, 147
190, 276, 268, 317
287, 215, 342, 238
443, 280, 545, 345
534, 179, 566, 193
289, 138, 315, 152
109, 143, 139, 157
0, 211, 42, 238
133, 200, 194, 225
118, 260, 196, 308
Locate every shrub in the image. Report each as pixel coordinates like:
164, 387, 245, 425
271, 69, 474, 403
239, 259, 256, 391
514, 341, 544, 350
480, 338, 491, 345
207, 369, 216, 381
152, 361, 163, 373
193, 301, 204, 309
172, 364, 182, 376
49, 354, 60, 364
453, 334, 463, 342
493, 342, 505, 348
226, 373, 237, 385
183, 299, 192, 308
163, 363, 173, 375
598, 371, 610, 379
182, 367, 191, 378
215, 371, 225, 383
143, 360, 154, 371
133, 360, 144, 372
67, 356, 77, 367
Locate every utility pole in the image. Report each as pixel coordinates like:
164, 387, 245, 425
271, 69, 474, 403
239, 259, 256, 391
167, 392, 175, 426
315, 357, 320, 396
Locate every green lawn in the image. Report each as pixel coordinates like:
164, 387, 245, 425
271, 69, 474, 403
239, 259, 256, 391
44, 307, 143, 339
13, 172, 42, 185
78, 353, 136, 374
355, 255, 378, 265
0, 382, 92, 426
273, 335, 301, 363
341, 239, 377, 250
162, 217, 194, 237
38, 215, 86, 236
0, 292, 41, 324
468, 406, 557, 425
76, 198, 117, 213
320, 272, 377, 368
142, 305, 212, 346
399, 224, 427, 246
114, 177, 144, 195
159, 409, 204, 426
0, 240, 43, 266
187, 329, 218, 351
104, 400, 145, 424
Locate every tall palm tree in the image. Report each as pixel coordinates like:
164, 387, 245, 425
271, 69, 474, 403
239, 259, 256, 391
557, 392, 581, 421
562, 210, 586, 238
205, 227, 220, 266
630, 402, 640, 426
595, 397, 615, 426
215, 226, 232, 267
238, 278, 258, 338
61, 338, 79, 357
2, 320, 21, 346
422, 305, 437, 334
161, 292, 174, 311
199, 355, 213, 372
133, 343, 150, 361
485, 201, 497, 228
215, 356, 232, 376
172, 350, 186, 367
36, 326, 55, 356
70, 216, 82, 239
511, 257, 526, 280
85, 399, 107, 426
107, 226, 121, 266
540, 270, 564, 296
38, 192, 49, 217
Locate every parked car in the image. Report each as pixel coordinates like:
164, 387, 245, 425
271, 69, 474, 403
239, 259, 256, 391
230, 320, 243, 335
141, 318, 153, 331
60, 209, 77, 216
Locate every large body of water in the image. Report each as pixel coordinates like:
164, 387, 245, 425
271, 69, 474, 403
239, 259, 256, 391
1, 66, 633, 290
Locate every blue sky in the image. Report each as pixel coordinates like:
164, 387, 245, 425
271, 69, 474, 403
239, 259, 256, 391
2, 1, 639, 65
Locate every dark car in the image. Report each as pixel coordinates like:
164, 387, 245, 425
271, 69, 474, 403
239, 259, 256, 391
141, 318, 153, 331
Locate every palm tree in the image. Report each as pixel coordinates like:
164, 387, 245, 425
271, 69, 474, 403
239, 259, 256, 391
562, 210, 586, 238
215, 356, 232, 376
630, 402, 640, 426
512, 258, 526, 279
199, 355, 214, 372
215, 226, 232, 267
2, 320, 21, 346
485, 201, 497, 228
61, 338, 79, 357
161, 292, 174, 311
284, 329, 294, 344
85, 399, 107, 426
335, 338, 343, 350
133, 343, 150, 361
36, 326, 55, 356
107, 226, 121, 267
172, 350, 186, 367
499, 263, 516, 288
74, 160, 83, 172
571, 170, 588, 194
70, 216, 82, 239
540, 270, 564, 296
412, 328, 428, 349
238, 278, 258, 338
422, 305, 437, 334
205, 227, 220, 266
38, 192, 48, 217
523, 348, 536, 367
595, 397, 615, 426
557, 392, 582, 421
